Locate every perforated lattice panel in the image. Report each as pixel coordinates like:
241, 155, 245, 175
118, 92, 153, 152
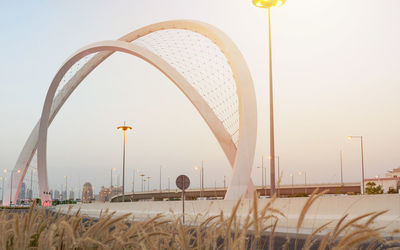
133, 29, 240, 147
56, 53, 97, 96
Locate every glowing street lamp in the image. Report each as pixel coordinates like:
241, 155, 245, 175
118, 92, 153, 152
252, 0, 286, 197
252, 0, 286, 8
117, 122, 133, 202
347, 135, 365, 194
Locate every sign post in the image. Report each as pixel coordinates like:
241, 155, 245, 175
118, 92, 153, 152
176, 175, 190, 224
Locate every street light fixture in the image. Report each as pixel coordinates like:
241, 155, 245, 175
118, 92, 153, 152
252, 0, 286, 8
117, 122, 133, 202
348, 135, 365, 194
253, 0, 286, 196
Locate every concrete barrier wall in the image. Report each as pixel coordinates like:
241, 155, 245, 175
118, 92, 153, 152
56, 194, 400, 233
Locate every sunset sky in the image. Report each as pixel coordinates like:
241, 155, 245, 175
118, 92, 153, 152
0, 0, 399, 195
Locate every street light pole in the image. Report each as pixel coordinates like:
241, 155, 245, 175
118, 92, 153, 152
298, 171, 307, 194
224, 175, 226, 189
290, 173, 294, 195
110, 168, 116, 188
117, 122, 132, 202
159, 165, 163, 193
267, 6, 277, 197
195, 163, 205, 197
340, 150, 344, 186
262, 157, 265, 188
147, 176, 151, 192
132, 170, 135, 193
269, 155, 280, 196
277, 156, 280, 197
2, 169, 7, 202
201, 161, 204, 196
348, 136, 365, 194
252, 0, 286, 197
140, 174, 145, 192
0, 177, 4, 202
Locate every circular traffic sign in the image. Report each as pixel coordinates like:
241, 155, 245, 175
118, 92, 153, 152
176, 175, 190, 190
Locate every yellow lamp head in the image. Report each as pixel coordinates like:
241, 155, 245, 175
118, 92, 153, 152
347, 136, 352, 140
252, 0, 286, 8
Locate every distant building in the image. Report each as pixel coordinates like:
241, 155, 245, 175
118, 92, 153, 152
99, 186, 111, 202
385, 167, 400, 178
69, 190, 74, 200
18, 182, 26, 200
365, 168, 400, 193
54, 190, 60, 200
61, 190, 67, 200
99, 186, 123, 202
26, 189, 33, 200
82, 182, 94, 203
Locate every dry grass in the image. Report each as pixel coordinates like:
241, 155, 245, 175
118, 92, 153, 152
0, 191, 399, 250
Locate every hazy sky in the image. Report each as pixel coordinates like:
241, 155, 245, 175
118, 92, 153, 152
1, 0, 399, 195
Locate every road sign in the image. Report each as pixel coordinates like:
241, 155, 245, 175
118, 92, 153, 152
176, 175, 190, 190
176, 175, 190, 224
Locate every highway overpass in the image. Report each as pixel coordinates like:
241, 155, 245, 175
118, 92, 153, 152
111, 183, 360, 202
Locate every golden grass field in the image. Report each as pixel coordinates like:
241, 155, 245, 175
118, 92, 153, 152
0, 190, 399, 249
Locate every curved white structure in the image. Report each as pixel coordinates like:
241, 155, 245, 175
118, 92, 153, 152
4, 20, 257, 206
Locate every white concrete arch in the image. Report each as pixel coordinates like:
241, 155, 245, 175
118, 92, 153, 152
5, 20, 257, 206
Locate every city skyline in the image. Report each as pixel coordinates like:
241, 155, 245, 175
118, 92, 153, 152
1, 0, 400, 194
